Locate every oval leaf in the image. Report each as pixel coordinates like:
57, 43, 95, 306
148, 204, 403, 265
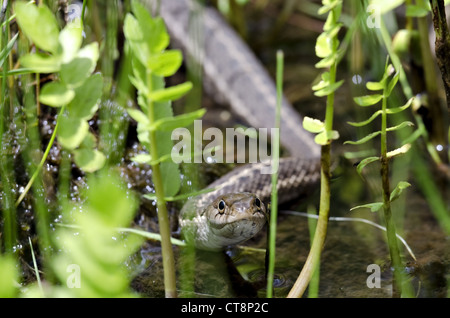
67, 73, 103, 120
39, 82, 75, 107
19, 53, 61, 73
73, 149, 106, 173
147, 50, 183, 77
57, 116, 89, 150
314, 80, 344, 97
353, 94, 383, 106
303, 116, 325, 133
15, 2, 60, 54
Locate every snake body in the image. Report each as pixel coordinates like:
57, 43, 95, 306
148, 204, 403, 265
152, 0, 321, 250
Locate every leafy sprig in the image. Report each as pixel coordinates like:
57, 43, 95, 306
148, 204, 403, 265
123, 0, 205, 297
345, 57, 414, 212
15, 1, 105, 172
303, 0, 343, 145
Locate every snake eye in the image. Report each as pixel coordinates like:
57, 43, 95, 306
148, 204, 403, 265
218, 200, 226, 213
255, 197, 261, 209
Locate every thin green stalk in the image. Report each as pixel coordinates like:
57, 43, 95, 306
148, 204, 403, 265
146, 71, 177, 298
287, 144, 331, 298
266, 50, 283, 298
15, 106, 65, 208
287, 1, 340, 297
306, 206, 319, 298
380, 88, 414, 298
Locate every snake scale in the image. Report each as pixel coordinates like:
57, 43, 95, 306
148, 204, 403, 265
149, 0, 321, 250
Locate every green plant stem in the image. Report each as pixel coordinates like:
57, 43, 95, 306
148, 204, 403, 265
146, 71, 177, 298
15, 106, 65, 208
287, 144, 331, 298
380, 92, 414, 298
266, 50, 283, 298
287, 12, 339, 294
307, 206, 319, 298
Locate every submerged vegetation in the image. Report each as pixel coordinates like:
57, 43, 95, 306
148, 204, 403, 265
0, 0, 449, 298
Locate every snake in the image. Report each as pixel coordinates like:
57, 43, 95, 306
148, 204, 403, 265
150, 0, 321, 250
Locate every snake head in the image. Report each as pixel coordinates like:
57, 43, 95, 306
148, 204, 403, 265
202, 192, 267, 248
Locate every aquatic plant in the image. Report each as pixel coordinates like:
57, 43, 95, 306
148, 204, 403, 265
288, 0, 344, 298
123, 0, 204, 297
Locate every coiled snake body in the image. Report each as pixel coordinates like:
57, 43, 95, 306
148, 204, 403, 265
155, 0, 321, 250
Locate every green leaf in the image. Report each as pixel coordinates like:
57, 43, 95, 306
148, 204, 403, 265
19, 53, 61, 73
314, 80, 344, 97
14, 2, 61, 54
0, 34, 18, 69
149, 82, 193, 103
356, 156, 380, 177
39, 82, 75, 107
57, 116, 89, 150
386, 97, 413, 114
76, 42, 99, 75
147, 50, 183, 77
348, 110, 382, 127
67, 73, 103, 120
129, 75, 149, 96
151, 108, 206, 132
123, 14, 149, 66
366, 80, 386, 91
315, 52, 338, 68
386, 121, 414, 132
73, 149, 106, 173
315, 32, 332, 58
131, 153, 152, 164
350, 202, 383, 212
303, 117, 325, 133
372, 0, 404, 14
80, 132, 97, 149
328, 130, 340, 141
405, 4, 430, 17
314, 131, 328, 145
385, 71, 400, 97
353, 94, 383, 106
59, 20, 83, 63
131, 0, 169, 53
127, 108, 149, 125
160, 161, 181, 198
60, 58, 94, 88
318, 0, 342, 15
344, 130, 381, 145
390, 181, 411, 202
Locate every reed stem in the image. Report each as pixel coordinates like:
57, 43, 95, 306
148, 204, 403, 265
266, 50, 283, 298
